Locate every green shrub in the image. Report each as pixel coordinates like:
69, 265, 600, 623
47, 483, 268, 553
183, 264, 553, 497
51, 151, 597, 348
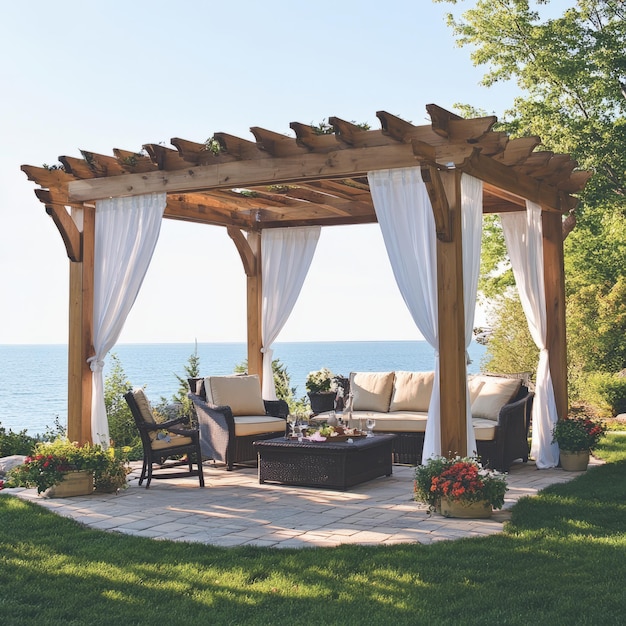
104, 354, 139, 448
0, 425, 37, 456
583, 372, 626, 417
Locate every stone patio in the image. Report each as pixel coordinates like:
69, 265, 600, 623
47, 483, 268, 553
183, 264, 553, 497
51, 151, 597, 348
5, 457, 602, 549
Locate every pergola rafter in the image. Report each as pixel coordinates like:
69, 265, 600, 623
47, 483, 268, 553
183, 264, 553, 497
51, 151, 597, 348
22, 105, 591, 454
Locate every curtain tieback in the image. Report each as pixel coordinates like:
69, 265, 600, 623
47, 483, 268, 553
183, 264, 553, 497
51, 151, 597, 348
87, 356, 105, 372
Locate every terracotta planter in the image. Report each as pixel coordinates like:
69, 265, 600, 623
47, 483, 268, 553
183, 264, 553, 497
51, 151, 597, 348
559, 450, 590, 471
43, 470, 94, 498
440, 497, 492, 519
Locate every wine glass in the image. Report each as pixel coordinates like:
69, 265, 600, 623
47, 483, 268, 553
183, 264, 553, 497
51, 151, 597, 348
286, 414, 297, 439
366, 415, 376, 437
296, 420, 306, 442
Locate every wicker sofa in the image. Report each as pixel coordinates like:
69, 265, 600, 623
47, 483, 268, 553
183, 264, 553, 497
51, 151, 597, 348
334, 371, 534, 471
188, 375, 288, 471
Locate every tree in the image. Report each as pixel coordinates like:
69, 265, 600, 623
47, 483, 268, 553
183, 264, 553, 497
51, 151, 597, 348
435, 0, 626, 400
104, 354, 138, 448
234, 358, 306, 412
168, 342, 201, 419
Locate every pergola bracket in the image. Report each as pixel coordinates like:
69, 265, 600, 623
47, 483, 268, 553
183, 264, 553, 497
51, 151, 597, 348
421, 165, 452, 242
45, 204, 82, 262
227, 226, 257, 276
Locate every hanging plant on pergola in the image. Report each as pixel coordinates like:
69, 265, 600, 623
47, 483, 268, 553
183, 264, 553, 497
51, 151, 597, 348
22, 104, 591, 467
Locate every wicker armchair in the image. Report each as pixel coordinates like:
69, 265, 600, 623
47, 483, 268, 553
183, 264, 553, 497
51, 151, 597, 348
124, 389, 205, 488
475, 387, 535, 471
188, 375, 288, 471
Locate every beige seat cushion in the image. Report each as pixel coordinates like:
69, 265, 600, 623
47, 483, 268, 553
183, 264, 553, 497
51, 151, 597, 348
389, 371, 434, 412
204, 375, 266, 416
472, 418, 498, 441
234, 415, 286, 437
350, 372, 395, 412
150, 433, 194, 450
471, 376, 522, 421
350, 410, 428, 433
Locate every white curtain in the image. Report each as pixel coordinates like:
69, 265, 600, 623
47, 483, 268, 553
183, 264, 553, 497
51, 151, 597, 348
261, 226, 320, 400
88, 192, 166, 446
460, 174, 483, 457
501, 200, 559, 468
368, 167, 441, 456
368, 168, 482, 460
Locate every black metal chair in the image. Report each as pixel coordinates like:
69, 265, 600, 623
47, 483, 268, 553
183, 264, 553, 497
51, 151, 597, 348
124, 389, 205, 488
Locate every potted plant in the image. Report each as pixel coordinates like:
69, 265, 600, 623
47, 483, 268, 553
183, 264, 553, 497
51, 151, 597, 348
7, 438, 129, 496
552, 416, 606, 471
305, 368, 341, 414
414, 456, 507, 518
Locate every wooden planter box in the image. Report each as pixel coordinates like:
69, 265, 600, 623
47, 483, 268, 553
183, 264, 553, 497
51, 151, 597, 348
43, 470, 94, 498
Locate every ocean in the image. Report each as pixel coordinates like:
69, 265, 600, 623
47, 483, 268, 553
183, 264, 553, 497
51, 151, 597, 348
0, 341, 487, 435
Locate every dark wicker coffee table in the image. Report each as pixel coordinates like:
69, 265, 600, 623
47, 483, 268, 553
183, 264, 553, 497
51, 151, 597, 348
253, 434, 396, 489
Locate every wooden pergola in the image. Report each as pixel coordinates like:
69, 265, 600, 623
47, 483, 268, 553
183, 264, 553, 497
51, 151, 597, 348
22, 104, 591, 455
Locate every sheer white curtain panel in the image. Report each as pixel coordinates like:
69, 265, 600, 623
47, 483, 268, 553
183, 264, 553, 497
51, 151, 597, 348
501, 200, 559, 468
88, 192, 166, 446
368, 167, 441, 458
368, 168, 483, 460
261, 226, 321, 400
460, 174, 483, 457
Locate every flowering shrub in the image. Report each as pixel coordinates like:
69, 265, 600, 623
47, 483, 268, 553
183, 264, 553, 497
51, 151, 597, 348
305, 368, 339, 394
6, 438, 128, 494
414, 456, 508, 511
552, 417, 606, 452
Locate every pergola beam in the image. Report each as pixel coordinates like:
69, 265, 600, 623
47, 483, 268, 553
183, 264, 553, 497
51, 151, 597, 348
68, 143, 571, 214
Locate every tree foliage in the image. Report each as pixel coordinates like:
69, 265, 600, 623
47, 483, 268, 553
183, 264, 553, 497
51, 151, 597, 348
480, 295, 538, 375
104, 354, 138, 448
436, 1, 626, 400
169, 342, 201, 418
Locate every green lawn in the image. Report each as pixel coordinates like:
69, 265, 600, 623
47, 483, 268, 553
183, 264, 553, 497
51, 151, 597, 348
2, 435, 625, 625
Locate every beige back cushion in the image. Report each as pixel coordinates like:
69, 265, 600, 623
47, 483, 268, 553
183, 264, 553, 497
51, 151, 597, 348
132, 388, 159, 440
471, 376, 522, 421
133, 388, 156, 424
467, 376, 486, 405
389, 371, 434, 412
350, 372, 395, 412
204, 375, 266, 416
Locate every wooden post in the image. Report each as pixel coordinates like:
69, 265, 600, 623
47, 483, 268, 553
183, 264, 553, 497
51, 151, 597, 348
246, 231, 263, 382
436, 170, 468, 457
67, 205, 95, 444
542, 211, 568, 419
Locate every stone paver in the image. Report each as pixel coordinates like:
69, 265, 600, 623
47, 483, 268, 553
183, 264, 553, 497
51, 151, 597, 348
3, 456, 602, 549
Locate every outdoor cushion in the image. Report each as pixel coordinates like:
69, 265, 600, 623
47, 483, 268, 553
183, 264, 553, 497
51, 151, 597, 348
234, 415, 286, 437
150, 433, 194, 450
132, 388, 156, 423
389, 371, 434, 412
204, 375, 266, 416
351, 410, 428, 433
472, 417, 498, 441
132, 388, 160, 440
467, 375, 486, 405
471, 376, 522, 421
350, 372, 395, 412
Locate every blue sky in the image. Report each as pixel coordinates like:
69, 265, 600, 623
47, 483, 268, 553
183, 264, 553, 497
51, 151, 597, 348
0, 0, 531, 344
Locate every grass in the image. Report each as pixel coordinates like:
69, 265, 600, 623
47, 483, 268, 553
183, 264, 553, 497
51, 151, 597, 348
1, 435, 626, 625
